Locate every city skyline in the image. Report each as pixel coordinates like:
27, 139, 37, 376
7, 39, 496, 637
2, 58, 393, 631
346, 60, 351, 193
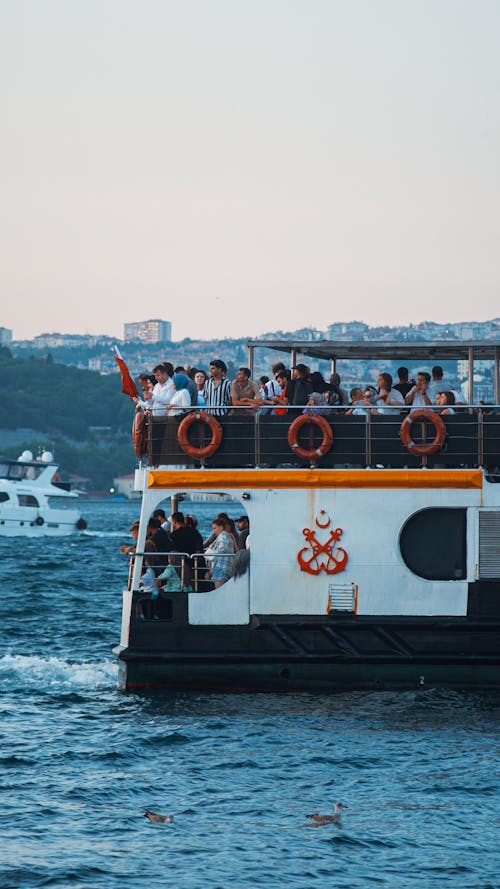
2, 1, 499, 340
5, 315, 500, 346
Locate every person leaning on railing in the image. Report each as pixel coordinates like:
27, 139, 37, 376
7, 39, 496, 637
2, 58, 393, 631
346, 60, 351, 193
230, 367, 262, 415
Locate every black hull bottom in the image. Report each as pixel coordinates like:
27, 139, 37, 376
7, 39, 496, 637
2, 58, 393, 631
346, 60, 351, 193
116, 598, 500, 691
116, 656, 500, 692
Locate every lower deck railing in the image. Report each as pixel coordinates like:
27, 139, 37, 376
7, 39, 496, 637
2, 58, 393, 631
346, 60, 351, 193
128, 550, 248, 594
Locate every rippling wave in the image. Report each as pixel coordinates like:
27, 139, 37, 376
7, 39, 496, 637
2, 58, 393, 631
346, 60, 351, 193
0, 653, 118, 690
2, 501, 500, 888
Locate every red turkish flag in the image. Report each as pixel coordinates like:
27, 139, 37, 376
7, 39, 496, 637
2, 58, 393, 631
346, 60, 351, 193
114, 355, 139, 401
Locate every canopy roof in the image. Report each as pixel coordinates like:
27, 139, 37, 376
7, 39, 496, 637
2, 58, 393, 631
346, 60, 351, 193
246, 339, 500, 362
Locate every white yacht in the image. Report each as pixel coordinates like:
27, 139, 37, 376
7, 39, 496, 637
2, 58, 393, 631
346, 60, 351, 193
0, 450, 87, 536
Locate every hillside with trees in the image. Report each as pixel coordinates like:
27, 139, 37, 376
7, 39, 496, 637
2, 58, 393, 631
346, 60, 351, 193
0, 347, 136, 489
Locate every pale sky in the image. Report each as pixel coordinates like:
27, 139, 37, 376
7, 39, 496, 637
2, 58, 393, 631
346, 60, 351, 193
1, 0, 499, 341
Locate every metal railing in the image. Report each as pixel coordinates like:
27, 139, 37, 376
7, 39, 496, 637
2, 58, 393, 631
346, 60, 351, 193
139, 404, 500, 471
127, 549, 246, 594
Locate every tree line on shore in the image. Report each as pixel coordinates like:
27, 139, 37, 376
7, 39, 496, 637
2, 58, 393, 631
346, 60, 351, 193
0, 347, 135, 489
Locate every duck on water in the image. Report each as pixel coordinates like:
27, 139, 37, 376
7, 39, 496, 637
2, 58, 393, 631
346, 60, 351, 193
305, 802, 348, 827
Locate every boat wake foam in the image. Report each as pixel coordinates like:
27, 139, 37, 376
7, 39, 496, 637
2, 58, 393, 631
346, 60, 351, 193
0, 654, 117, 690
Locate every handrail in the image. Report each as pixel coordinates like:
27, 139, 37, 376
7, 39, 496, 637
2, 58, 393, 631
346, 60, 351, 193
128, 549, 241, 593
143, 405, 500, 471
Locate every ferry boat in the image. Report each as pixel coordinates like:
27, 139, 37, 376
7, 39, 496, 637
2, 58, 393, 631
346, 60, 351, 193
0, 450, 87, 536
114, 340, 500, 691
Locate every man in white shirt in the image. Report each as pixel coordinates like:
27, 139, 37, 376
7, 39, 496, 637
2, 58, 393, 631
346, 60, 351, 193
405, 372, 433, 410
428, 365, 465, 404
149, 363, 175, 415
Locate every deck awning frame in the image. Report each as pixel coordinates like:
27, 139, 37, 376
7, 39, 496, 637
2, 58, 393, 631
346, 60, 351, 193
246, 339, 500, 404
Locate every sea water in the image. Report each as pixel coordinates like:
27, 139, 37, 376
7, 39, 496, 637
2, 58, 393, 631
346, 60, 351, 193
1, 501, 500, 889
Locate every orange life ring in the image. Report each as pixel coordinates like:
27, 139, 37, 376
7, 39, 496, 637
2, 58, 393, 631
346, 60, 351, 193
132, 411, 148, 458
400, 410, 446, 456
177, 411, 223, 459
287, 414, 333, 461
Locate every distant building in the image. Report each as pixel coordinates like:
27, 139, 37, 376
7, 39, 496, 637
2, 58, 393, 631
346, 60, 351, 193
327, 321, 368, 340
0, 327, 13, 345
33, 332, 91, 348
457, 359, 490, 378
124, 319, 172, 344
456, 322, 486, 340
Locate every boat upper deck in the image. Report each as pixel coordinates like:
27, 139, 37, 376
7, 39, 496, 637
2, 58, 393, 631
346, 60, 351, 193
140, 339, 500, 472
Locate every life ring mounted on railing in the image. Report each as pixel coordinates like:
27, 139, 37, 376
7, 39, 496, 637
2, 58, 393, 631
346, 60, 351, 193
400, 410, 446, 456
177, 412, 223, 459
287, 414, 334, 462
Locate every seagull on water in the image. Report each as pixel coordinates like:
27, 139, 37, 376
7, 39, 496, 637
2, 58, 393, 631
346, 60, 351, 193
305, 802, 348, 826
144, 810, 174, 824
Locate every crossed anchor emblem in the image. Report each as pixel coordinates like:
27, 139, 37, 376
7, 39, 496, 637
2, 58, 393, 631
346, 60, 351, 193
297, 510, 348, 576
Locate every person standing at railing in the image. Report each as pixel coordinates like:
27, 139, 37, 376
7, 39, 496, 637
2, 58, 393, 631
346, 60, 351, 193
375, 373, 405, 414
165, 374, 191, 416
134, 363, 174, 415
230, 367, 262, 415
236, 515, 250, 549
267, 369, 289, 415
156, 557, 192, 593
120, 520, 140, 555
345, 388, 369, 416
393, 367, 415, 398
204, 359, 232, 416
328, 372, 349, 406
168, 511, 205, 587
436, 391, 456, 415
169, 511, 203, 555
205, 518, 236, 588
289, 364, 313, 407
404, 372, 433, 411
428, 365, 465, 405
174, 366, 198, 406
303, 392, 327, 415
193, 370, 208, 407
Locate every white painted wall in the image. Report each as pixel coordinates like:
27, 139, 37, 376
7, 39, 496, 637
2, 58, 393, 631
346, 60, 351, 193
135, 475, 500, 624
188, 573, 250, 625
245, 486, 481, 618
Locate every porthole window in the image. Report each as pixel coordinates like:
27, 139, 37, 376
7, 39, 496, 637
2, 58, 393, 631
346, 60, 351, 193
399, 508, 466, 580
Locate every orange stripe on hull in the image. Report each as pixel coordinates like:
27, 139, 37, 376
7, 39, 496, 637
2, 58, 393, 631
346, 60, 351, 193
148, 468, 483, 490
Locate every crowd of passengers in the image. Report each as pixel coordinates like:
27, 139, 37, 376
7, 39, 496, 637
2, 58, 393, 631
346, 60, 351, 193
133, 359, 482, 418
121, 510, 250, 613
